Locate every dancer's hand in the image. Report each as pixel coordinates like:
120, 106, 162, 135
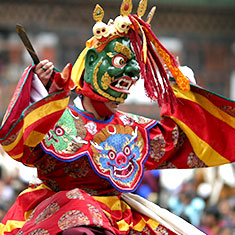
34, 59, 54, 87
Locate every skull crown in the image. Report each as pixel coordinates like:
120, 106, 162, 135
92, 0, 154, 43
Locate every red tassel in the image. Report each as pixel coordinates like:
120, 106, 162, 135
128, 15, 177, 111
128, 17, 146, 80
146, 51, 163, 105
129, 30, 146, 80
134, 15, 179, 68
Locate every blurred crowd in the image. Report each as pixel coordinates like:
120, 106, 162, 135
0, 145, 37, 222
135, 167, 235, 235
0, 145, 234, 234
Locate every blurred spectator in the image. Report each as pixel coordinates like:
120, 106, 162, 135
0, 145, 34, 217
168, 188, 205, 226
218, 198, 235, 234
0, 179, 14, 203
199, 206, 225, 235
217, 227, 233, 235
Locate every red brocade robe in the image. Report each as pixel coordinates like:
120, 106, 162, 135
0, 65, 234, 235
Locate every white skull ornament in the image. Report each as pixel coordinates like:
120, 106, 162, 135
93, 21, 110, 40
114, 15, 131, 35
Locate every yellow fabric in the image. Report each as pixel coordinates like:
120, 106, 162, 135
25, 130, 46, 147
11, 152, 23, 160
117, 219, 132, 232
148, 218, 160, 230
94, 196, 133, 231
23, 97, 69, 133
93, 195, 160, 232
71, 47, 89, 90
133, 218, 146, 231
94, 196, 131, 211
132, 218, 159, 231
0, 220, 25, 233
71, 37, 96, 89
169, 116, 230, 166
24, 209, 34, 221
172, 85, 235, 128
19, 183, 52, 197
3, 97, 69, 152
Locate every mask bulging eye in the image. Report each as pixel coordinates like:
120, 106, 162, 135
112, 55, 127, 68
108, 150, 116, 160
55, 127, 64, 136
124, 146, 131, 156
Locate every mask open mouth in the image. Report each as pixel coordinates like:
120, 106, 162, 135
110, 76, 136, 94
113, 161, 134, 179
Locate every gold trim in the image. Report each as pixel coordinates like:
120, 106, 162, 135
0, 221, 25, 232
137, 0, 147, 18
101, 72, 113, 90
93, 60, 125, 102
114, 42, 132, 59
93, 4, 104, 22
19, 183, 52, 196
107, 52, 114, 58
120, 0, 133, 16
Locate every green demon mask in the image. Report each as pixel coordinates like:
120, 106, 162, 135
83, 37, 140, 103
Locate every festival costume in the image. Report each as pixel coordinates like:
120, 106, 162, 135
0, 0, 235, 234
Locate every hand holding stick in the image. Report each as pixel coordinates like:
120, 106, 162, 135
16, 24, 75, 92
16, 24, 53, 88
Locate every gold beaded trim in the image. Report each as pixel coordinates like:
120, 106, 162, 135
93, 60, 125, 102
114, 42, 132, 59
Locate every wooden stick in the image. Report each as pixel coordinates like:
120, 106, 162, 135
16, 24, 40, 64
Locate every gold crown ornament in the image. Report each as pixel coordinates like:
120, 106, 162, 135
92, 1, 133, 50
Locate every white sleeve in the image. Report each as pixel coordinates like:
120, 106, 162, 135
179, 66, 196, 84
30, 74, 49, 104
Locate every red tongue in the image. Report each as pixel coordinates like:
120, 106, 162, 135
121, 81, 128, 87
116, 167, 129, 176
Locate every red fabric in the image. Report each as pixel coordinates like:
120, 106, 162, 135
50, 63, 75, 92
160, 84, 235, 165
1, 67, 234, 234
90, 99, 114, 118
0, 66, 70, 166
165, 98, 234, 159
16, 188, 115, 235
1, 188, 54, 224
78, 82, 109, 102
2, 186, 178, 235
60, 227, 114, 235
0, 65, 34, 138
